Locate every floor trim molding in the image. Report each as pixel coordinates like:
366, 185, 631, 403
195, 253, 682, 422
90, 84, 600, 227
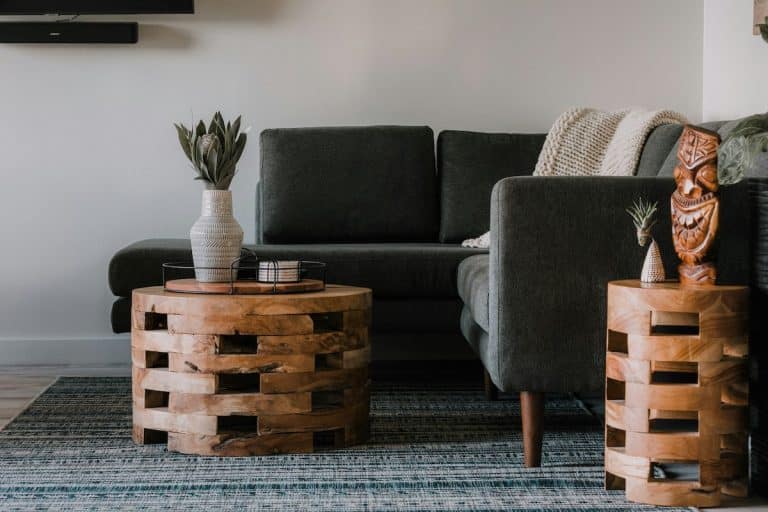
0, 336, 129, 366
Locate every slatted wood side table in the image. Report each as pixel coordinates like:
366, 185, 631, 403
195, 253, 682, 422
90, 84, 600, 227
605, 280, 749, 507
131, 285, 372, 456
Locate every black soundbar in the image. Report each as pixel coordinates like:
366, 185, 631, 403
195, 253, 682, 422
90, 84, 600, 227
0, 22, 138, 43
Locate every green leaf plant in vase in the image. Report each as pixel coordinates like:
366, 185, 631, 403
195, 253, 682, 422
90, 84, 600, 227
627, 198, 665, 283
175, 112, 249, 283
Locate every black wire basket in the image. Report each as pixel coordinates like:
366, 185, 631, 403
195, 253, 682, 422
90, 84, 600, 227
162, 249, 327, 295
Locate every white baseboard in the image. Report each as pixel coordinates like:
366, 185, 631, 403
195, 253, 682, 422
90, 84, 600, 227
0, 336, 130, 366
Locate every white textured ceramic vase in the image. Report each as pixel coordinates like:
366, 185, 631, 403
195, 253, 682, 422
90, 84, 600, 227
190, 190, 244, 283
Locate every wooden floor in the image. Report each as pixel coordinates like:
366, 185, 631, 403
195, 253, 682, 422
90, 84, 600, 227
0, 365, 129, 430
0, 366, 765, 510
0, 374, 54, 430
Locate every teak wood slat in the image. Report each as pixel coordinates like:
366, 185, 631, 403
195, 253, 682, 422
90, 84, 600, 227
605, 280, 749, 507
132, 285, 372, 456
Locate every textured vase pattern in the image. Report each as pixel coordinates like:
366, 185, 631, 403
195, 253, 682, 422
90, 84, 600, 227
640, 239, 666, 283
190, 190, 244, 282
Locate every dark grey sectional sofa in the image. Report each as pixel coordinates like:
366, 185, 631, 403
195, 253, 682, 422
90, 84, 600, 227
110, 122, 768, 473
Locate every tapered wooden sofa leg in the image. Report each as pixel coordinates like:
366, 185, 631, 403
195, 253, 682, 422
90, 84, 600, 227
483, 369, 498, 401
520, 391, 544, 468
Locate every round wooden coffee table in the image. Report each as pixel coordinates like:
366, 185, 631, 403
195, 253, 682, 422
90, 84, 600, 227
131, 284, 372, 456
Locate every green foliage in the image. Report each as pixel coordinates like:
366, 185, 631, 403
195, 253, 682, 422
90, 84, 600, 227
627, 197, 658, 247
717, 113, 768, 186
626, 197, 658, 232
174, 112, 248, 190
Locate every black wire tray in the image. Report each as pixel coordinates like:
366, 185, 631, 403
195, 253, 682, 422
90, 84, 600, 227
162, 249, 327, 295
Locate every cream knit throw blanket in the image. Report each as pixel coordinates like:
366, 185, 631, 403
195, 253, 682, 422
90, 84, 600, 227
533, 107, 688, 177
461, 107, 688, 248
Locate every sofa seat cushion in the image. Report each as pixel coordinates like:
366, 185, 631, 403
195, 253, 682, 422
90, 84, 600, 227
109, 238, 192, 298
109, 239, 487, 298
456, 254, 490, 331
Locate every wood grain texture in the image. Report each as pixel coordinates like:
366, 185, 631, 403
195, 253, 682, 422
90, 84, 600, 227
625, 478, 720, 508
257, 329, 367, 355
168, 352, 314, 374
164, 278, 325, 295
132, 330, 220, 354
133, 285, 372, 317
604, 280, 749, 507
131, 285, 371, 456
605, 400, 649, 433
606, 352, 650, 384
133, 367, 217, 394
167, 313, 314, 336
627, 334, 723, 362
259, 368, 368, 394
521, 391, 544, 468
258, 402, 369, 435
671, 125, 721, 286
168, 391, 312, 416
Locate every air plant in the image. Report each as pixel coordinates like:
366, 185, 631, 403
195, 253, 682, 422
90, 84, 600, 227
174, 112, 248, 190
626, 198, 659, 247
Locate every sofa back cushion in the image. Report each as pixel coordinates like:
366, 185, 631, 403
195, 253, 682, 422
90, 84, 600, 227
259, 126, 438, 243
437, 130, 545, 243
655, 121, 727, 177
636, 124, 684, 177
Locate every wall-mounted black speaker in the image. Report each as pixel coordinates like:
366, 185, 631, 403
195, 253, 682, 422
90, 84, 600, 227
0, 22, 138, 44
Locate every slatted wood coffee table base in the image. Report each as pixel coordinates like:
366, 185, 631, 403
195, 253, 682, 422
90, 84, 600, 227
131, 285, 372, 456
605, 280, 749, 508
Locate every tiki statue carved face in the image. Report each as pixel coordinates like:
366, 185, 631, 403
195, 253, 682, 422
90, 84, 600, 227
671, 125, 720, 285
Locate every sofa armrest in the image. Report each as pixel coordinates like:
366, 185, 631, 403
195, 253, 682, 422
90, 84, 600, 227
487, 176, 750, 393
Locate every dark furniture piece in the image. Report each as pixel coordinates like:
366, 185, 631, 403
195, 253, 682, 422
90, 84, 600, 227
110, 123, 768, 477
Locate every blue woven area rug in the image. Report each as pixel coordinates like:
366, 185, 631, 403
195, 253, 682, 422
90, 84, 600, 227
0, 377, 693, 511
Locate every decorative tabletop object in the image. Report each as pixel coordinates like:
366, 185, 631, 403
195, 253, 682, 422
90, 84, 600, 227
161, 257, 329, 296
132, 284, 372, 456
670, 118, 768, 286
626, 198, 664, 283
671, 125, 721, 286
175, 112, 248, 282
605, 280, 749, 507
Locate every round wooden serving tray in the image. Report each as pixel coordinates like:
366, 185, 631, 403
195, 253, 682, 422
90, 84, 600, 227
165, 278, 325, 295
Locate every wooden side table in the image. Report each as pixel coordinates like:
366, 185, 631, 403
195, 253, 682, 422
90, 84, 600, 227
605, 280, 749, 508
131, 284, 372, 456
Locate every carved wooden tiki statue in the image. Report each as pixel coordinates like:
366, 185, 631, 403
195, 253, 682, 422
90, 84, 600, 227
671, 125, 720, 286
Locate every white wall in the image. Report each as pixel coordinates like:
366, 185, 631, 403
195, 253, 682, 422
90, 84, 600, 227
0, 0, 703, 364
703, 0, 768, 120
